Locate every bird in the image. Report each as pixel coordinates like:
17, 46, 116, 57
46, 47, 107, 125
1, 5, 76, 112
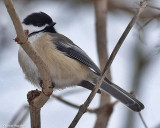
18, 12, 144, 112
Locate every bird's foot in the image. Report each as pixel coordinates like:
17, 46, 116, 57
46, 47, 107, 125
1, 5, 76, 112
49, 82, 55, 88
14, 30, 29, 44
39, 79, 55, 88
39, 79, 43, 88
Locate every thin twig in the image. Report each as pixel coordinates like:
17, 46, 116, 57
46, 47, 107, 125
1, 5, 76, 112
138, 112, 148, 128
52, 95, 96, 113
139, 18, 153, 30
148, 4, 160, 10
138, 13, 160, 30
52, 94, 118, 114
102, 0, 148, 75
68, 1, 148, 128
9, 105, 29, 125
59, 88, 86, 97
16, 107, 30, 125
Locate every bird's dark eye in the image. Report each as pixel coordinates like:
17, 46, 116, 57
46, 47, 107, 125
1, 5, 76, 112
44, 26, 52, 31
43, 25, 56, 33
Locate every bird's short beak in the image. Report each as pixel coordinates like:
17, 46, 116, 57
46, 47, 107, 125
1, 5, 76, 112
53, 22, 56, 26
50, 22, 56, 27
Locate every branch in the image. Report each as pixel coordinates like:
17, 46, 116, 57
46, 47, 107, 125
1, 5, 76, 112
148, 4, 160, 10
68, 1, 148, 127
59, 88, 86, 97
3, 0, 53, 127
52, 94, 118, 114
52, 95, 96, 113
102, 0, 148, 75
16, 110, 29, 125
138, 112, 148, 128
9, 105, 29, 125
93, 0, 113, 127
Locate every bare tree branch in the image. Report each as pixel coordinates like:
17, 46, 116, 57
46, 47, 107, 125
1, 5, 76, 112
68, 1, 148, 128
94, 0, 108, 70
52, 94, 118, 114
9, 105, 29, 125
16, 107, 30, 125
93, 0, 114, 127
3, 0, 53, 127
148, 4, 160, 10
138, 112, 148, 128
59, 88, 86, 97
52, 95, 96, 113
102, 0, 148, 75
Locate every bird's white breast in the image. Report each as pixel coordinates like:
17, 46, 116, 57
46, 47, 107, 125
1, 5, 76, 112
18, 47, 40, 85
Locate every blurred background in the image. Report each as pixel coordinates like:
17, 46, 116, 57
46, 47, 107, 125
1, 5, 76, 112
1, 0, 160, 128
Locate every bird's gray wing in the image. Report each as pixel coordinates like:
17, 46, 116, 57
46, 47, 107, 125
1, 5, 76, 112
53, 35, 101, 75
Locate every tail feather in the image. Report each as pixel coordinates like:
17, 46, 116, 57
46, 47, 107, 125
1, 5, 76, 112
78, 81, 101, 94
99, 78, 144, 112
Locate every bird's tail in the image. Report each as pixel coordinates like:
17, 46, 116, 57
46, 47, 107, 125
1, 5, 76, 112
99, 78, 144, 112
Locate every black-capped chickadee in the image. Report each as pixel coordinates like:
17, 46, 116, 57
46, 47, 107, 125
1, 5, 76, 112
18, 12, 144, 112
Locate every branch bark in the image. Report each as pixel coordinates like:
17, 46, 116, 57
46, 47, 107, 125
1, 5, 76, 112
94, 0, 108, 70
93, 0, 113, 127
102, 0, 148, 75
3, 0, 53, 127
52, 95, 96, 113
9, 105, 29, 125
68, 0, 148, 128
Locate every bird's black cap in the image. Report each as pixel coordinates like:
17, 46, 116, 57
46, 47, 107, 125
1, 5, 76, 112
23, 12, 56, 27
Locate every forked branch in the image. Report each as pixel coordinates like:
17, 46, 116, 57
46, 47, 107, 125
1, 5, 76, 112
3, 0, 53, 128
68, 0, 148, 127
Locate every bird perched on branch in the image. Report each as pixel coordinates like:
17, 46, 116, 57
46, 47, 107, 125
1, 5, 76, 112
18, 12, 144, 112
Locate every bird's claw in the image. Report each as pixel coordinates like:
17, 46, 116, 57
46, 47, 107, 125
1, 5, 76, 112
14, 30, 29, 44
49, 82, 55, 88
39, 79, 55, 89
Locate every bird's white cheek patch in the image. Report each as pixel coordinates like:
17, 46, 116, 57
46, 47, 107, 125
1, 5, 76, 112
22, 24, 47, 34
22, 24, 47, 43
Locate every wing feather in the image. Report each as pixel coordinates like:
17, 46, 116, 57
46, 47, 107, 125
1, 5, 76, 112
51, 34, 101, 75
